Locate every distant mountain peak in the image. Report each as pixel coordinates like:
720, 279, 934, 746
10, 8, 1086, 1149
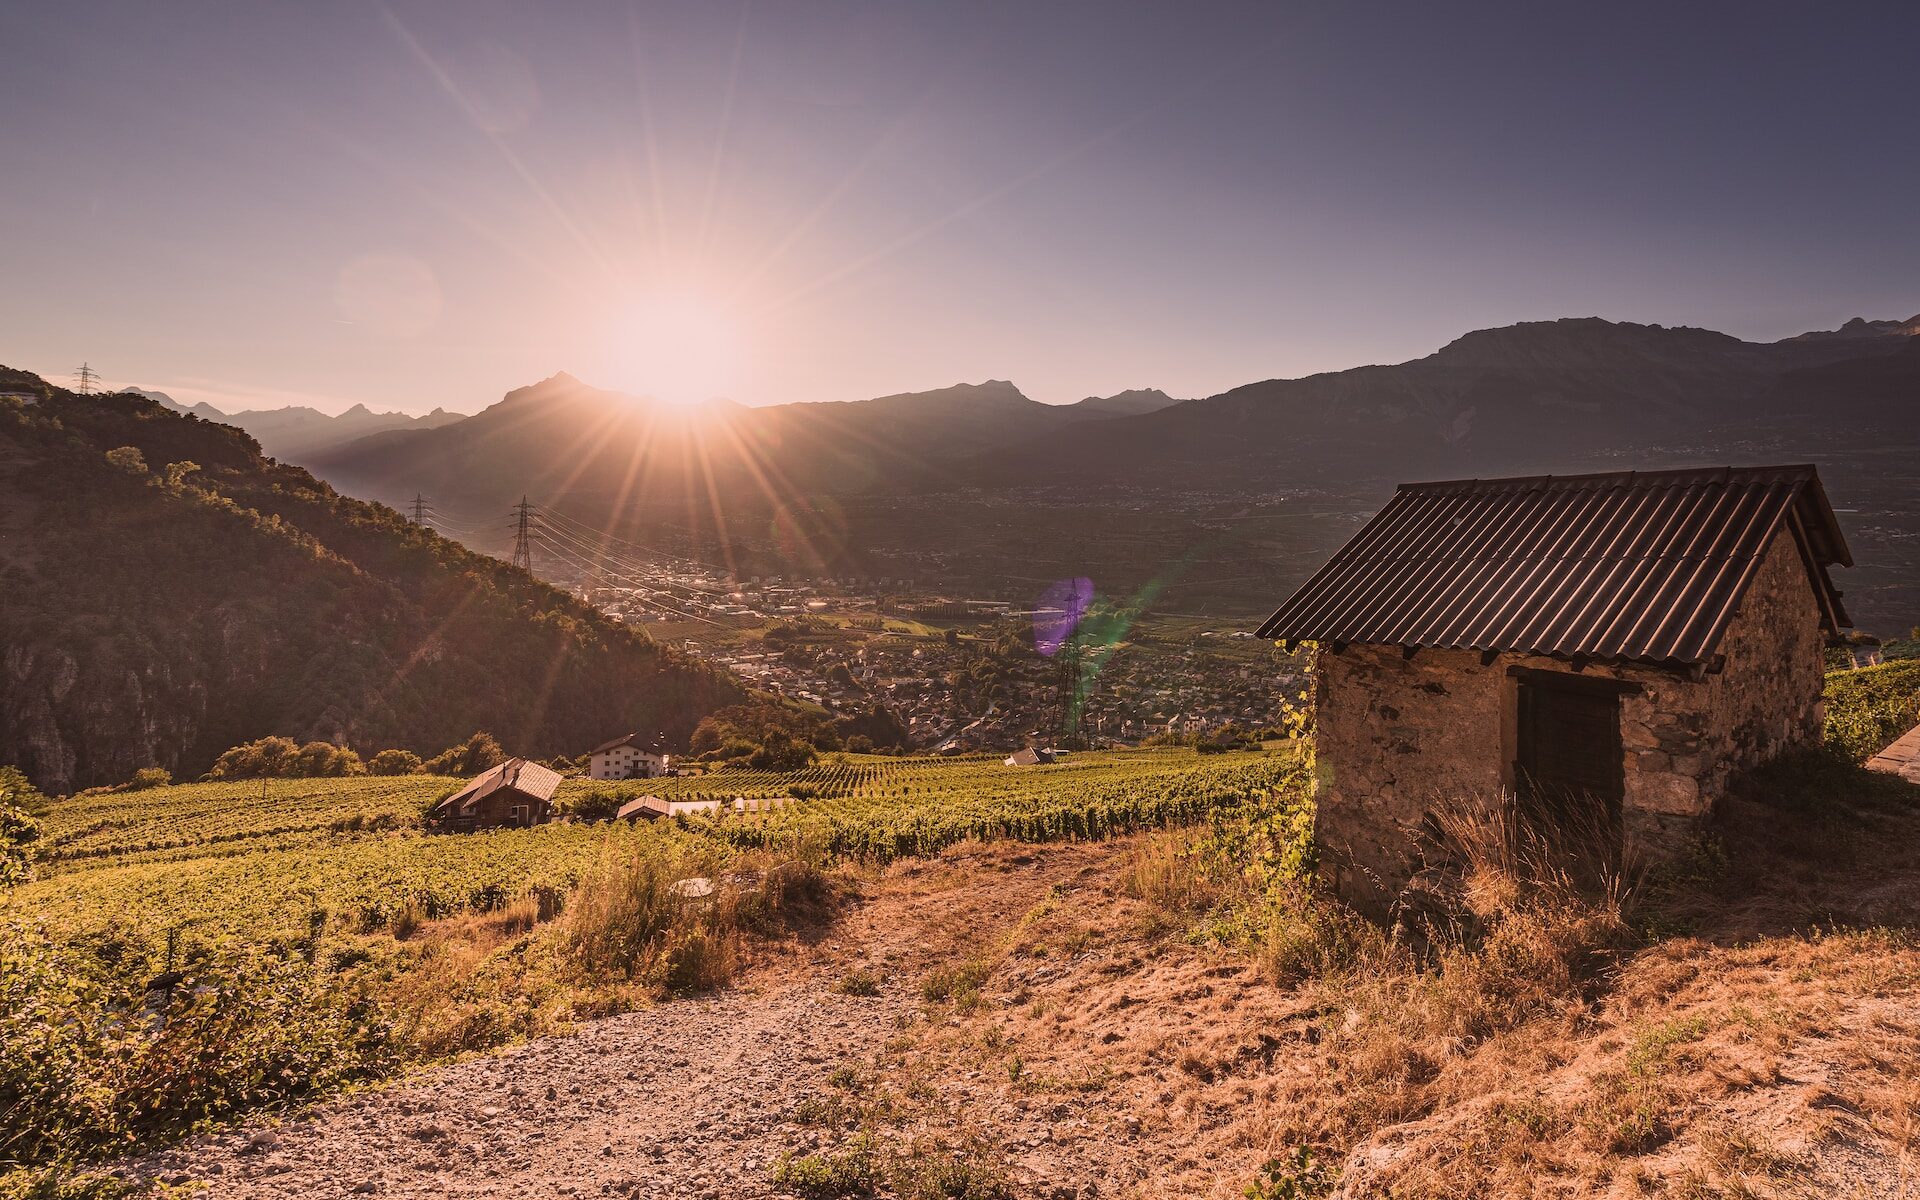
1789, 314, 1920, 341
1069, 388, 1179, 417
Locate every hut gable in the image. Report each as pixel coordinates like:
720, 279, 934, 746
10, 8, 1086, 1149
1258, 465, 1851, 917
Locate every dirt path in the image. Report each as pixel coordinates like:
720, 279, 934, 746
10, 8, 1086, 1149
122, 840, 1150, 1199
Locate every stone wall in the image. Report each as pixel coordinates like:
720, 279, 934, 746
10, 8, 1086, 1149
1312, 530, 1827, 917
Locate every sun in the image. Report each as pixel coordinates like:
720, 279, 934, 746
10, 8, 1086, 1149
615, 291, 749, 405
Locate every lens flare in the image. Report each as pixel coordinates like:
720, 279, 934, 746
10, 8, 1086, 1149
1033, 577, 1094, 657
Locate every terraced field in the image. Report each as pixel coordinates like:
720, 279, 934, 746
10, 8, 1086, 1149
18, 748, 1304, 940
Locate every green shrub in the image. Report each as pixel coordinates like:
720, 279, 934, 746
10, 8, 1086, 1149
0, 768, 45, 889
118, 767, 171, 792
1825, 660, 1920, 761
1244, 1146, 1338, 1200
835, 968, 882, 997
368, 749, 422, 776
207, 737, 365, 780
565, 789, 624, 822
420, 732, 506, 777
769, 1134, 879, 1199
0, 917, 395, 1171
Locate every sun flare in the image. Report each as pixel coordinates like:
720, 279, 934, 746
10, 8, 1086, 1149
614, 291, 748, 405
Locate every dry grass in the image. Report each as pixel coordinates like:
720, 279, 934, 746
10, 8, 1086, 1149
943, 764, 1920, 1199
380, 843, 837, 1060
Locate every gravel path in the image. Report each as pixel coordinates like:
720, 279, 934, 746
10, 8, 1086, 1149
121, 842, 1117, 1199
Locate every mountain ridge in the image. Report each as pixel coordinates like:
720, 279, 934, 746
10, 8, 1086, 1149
132, 387, 467, 461
1, 370, 738, 793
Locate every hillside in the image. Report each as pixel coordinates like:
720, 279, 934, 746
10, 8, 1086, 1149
132, 388, 465, 461
0, 369, 740, 794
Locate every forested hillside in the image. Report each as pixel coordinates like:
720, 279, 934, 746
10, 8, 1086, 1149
0, 369, 741, 794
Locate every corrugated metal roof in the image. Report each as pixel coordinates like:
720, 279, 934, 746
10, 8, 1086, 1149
1255, 465, 1850, 665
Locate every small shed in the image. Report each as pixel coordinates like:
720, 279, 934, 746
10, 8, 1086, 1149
1004, 747, 1056, 766
1256, 465, 1851, 915
616, 795, 671, 822
429, 758, 564, 832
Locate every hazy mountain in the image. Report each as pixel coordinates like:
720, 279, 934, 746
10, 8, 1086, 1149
963, 316, 1920, 489
129, 387, 466, 461
1788, 314, 1920, 341
1, 369, 738, 793
302, 374, 1125, 564
1066, 388, 1182, 417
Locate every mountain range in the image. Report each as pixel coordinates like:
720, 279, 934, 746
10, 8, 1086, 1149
0, 371, 738, 793
131, 388, 465, 461
63, 309, 1920, 636
300, 313, 1920, 507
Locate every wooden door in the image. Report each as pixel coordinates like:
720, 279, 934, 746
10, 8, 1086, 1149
1515, 674, 1624, 856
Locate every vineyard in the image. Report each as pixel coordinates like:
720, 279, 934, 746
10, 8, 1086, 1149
17, 748, 1307, 940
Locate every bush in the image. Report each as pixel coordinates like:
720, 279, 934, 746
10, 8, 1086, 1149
118, 767, 171, 791
368, 749, 422, 776
1825, 659, 1920, 761
206, 737, 365, 780
750, 732, 817, 773
420, 732, 506, 777
558, 847, 829, 996
770, 1134, 879, 1199
0, 917, 396, 1172
0, 767, 45, 890
566, 789, 623, 822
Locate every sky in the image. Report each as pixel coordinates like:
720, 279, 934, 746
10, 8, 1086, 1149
4, 1, 1918, 416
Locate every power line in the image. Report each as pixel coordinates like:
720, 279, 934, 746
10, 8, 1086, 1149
73, 363, 100, 395
407, 493, 432, 525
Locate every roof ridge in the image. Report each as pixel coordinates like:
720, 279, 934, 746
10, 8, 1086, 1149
1400, 463, 1817, 493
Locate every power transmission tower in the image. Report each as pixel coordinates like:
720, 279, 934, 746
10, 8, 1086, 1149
408, 493, 430, 525
510, 496, 535, 571
73, 363, 100, 395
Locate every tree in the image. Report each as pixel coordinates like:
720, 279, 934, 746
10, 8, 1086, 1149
120, 766, 172, 791
105, 445, 147, 475
422, 732, 506, 776
0, 766, 44, 889
207, 736, 365, 779
749, 732, 816, 772
368, 749, 422, 775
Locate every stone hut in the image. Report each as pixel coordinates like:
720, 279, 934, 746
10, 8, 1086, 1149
1256, 465, 1851, 916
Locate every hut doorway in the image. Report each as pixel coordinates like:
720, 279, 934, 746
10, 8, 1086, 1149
1512, 670, 1626, 860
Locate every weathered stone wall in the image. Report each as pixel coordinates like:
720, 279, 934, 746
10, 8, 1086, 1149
1312, 529, 1827, 916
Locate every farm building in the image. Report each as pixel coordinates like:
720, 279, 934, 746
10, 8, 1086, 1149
589, 732, 670, 781
616, 795, 670, 822
1257, 465, 1851, 916
1004, 747, 1056, 766
429, 758, 563, 832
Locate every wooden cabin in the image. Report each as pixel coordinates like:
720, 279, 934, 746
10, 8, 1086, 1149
429, 758, 564, 832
